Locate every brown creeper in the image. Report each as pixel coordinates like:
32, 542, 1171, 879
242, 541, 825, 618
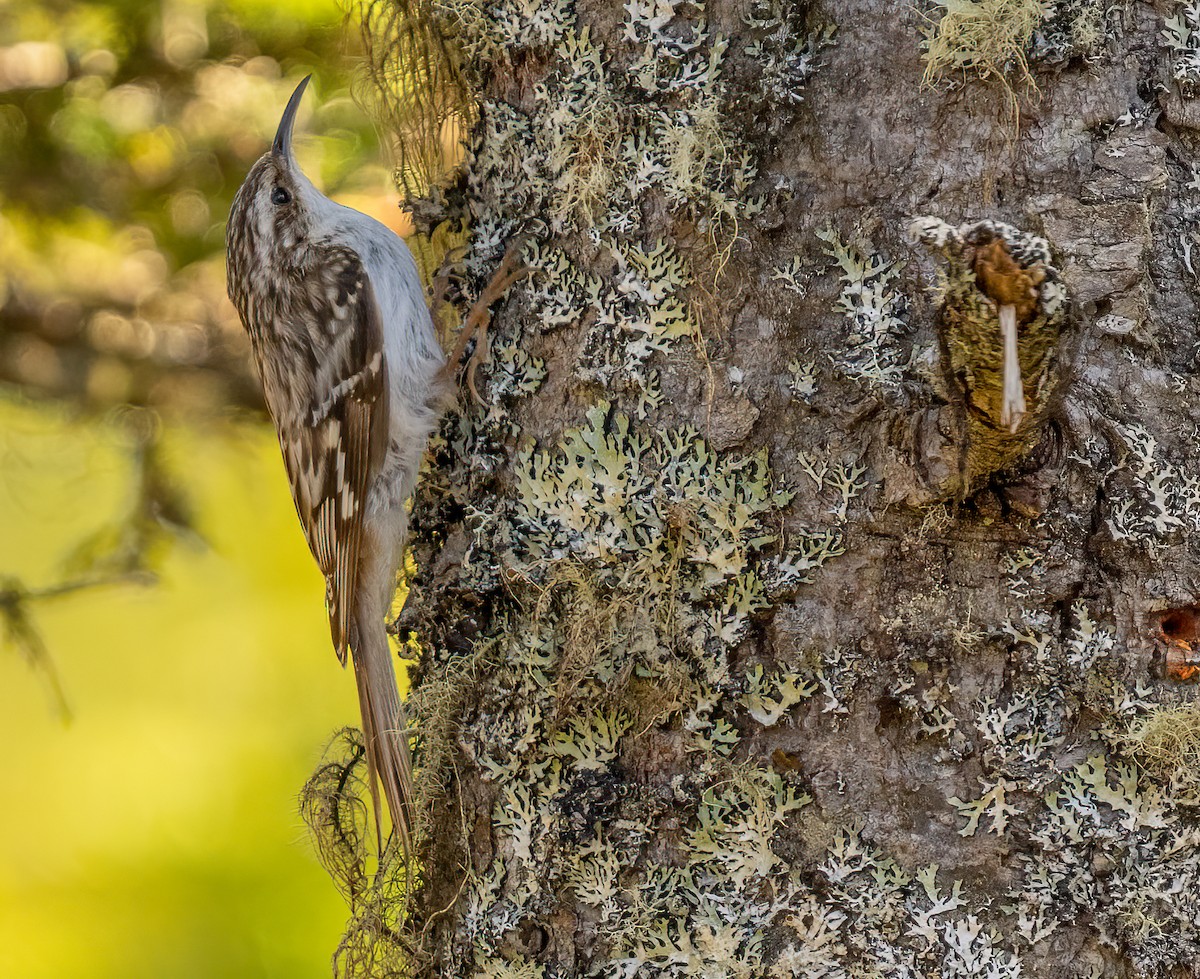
226, 76, 446, 858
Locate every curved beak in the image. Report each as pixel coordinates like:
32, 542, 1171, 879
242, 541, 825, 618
272, 74, 312, 161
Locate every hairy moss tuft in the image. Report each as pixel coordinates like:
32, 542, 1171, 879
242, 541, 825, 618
1125, 702, 1200, 803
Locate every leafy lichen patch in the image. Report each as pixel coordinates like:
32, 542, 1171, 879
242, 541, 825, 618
407, 384, 866, 974
1164, 1, 1200, 92
340, 0, 1200, 977
818, 227, 913, 389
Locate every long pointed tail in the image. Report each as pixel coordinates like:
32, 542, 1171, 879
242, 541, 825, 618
351, 613, 416, 869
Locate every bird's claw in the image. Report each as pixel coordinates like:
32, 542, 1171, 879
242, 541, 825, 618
445, 239, 531, 406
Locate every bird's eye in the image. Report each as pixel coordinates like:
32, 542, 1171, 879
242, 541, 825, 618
271, 187, 291, 206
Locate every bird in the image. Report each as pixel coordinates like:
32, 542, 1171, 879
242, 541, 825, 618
225, 75, 448, 862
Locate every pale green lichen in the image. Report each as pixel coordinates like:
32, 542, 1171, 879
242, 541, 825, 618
1066, 601, 1116, 670
769, 897, 848, 977
1164, 1, 1200, 91
815, 644, 867, 717
611, 239, 701, 366
938, 915, 1022, 978
765, 528, 845, 595
1001, 545, 1045, 603
431, 389, 860, 975
742, 6, 835, 110
949, 777, 1020, 837
740, 664, 818, 726
785, 358, 818, 401
1015, 750, 1200, 965
361, 0, 1200, 975
895, 663, 965, 755
431, 0, 836, 446
540, 28, 624, 228
1105, 421, 1200, 548
917, 595, 1200, 971
770, 257, 808, 297
523, 237, 699, 407
452, 1, 764, 239
480, 328, 547, 426
474, 958, 544, 979
549, 710, 631, 770
688, 767, 811, 887
434, 0, 572, 62
817, 227, 911, 388
795, 449, 871, 520
510, 403, 788, 610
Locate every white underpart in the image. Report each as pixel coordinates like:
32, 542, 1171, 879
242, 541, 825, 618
999, 304, 1026, 433
296, 168, 446, 516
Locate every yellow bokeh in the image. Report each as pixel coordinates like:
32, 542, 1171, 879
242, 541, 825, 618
0, 0, 419, 968
0, 400, 365, 978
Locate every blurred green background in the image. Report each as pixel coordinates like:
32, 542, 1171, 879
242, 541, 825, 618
0, 0, 413, 975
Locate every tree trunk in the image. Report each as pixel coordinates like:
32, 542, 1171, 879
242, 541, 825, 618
333, 0, 1200, 975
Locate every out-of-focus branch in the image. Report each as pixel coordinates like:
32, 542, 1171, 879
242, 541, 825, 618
0, 571, 152, 721
2, 405, 197, 718
0, 301, 266, 417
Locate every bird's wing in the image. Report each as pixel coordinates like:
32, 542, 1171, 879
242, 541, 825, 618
277, 245, 390, 664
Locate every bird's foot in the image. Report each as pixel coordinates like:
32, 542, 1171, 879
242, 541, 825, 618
446, 240, 531, 405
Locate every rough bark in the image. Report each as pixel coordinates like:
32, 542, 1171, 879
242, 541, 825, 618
336, 0, 1200, 976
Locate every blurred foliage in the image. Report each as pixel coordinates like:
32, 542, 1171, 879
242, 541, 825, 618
0, 397, 363, 979
0, 0, 408, 414
0, 1, 424, 976
1, 403, 193, 720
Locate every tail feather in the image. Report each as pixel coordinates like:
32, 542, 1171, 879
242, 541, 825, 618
351, 614, 416, 874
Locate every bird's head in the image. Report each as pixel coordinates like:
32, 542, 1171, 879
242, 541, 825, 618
227, 75, 323, 301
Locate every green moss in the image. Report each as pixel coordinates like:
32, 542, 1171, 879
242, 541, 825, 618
920, 0, 1043, 104
1125, 702, 1200, 804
